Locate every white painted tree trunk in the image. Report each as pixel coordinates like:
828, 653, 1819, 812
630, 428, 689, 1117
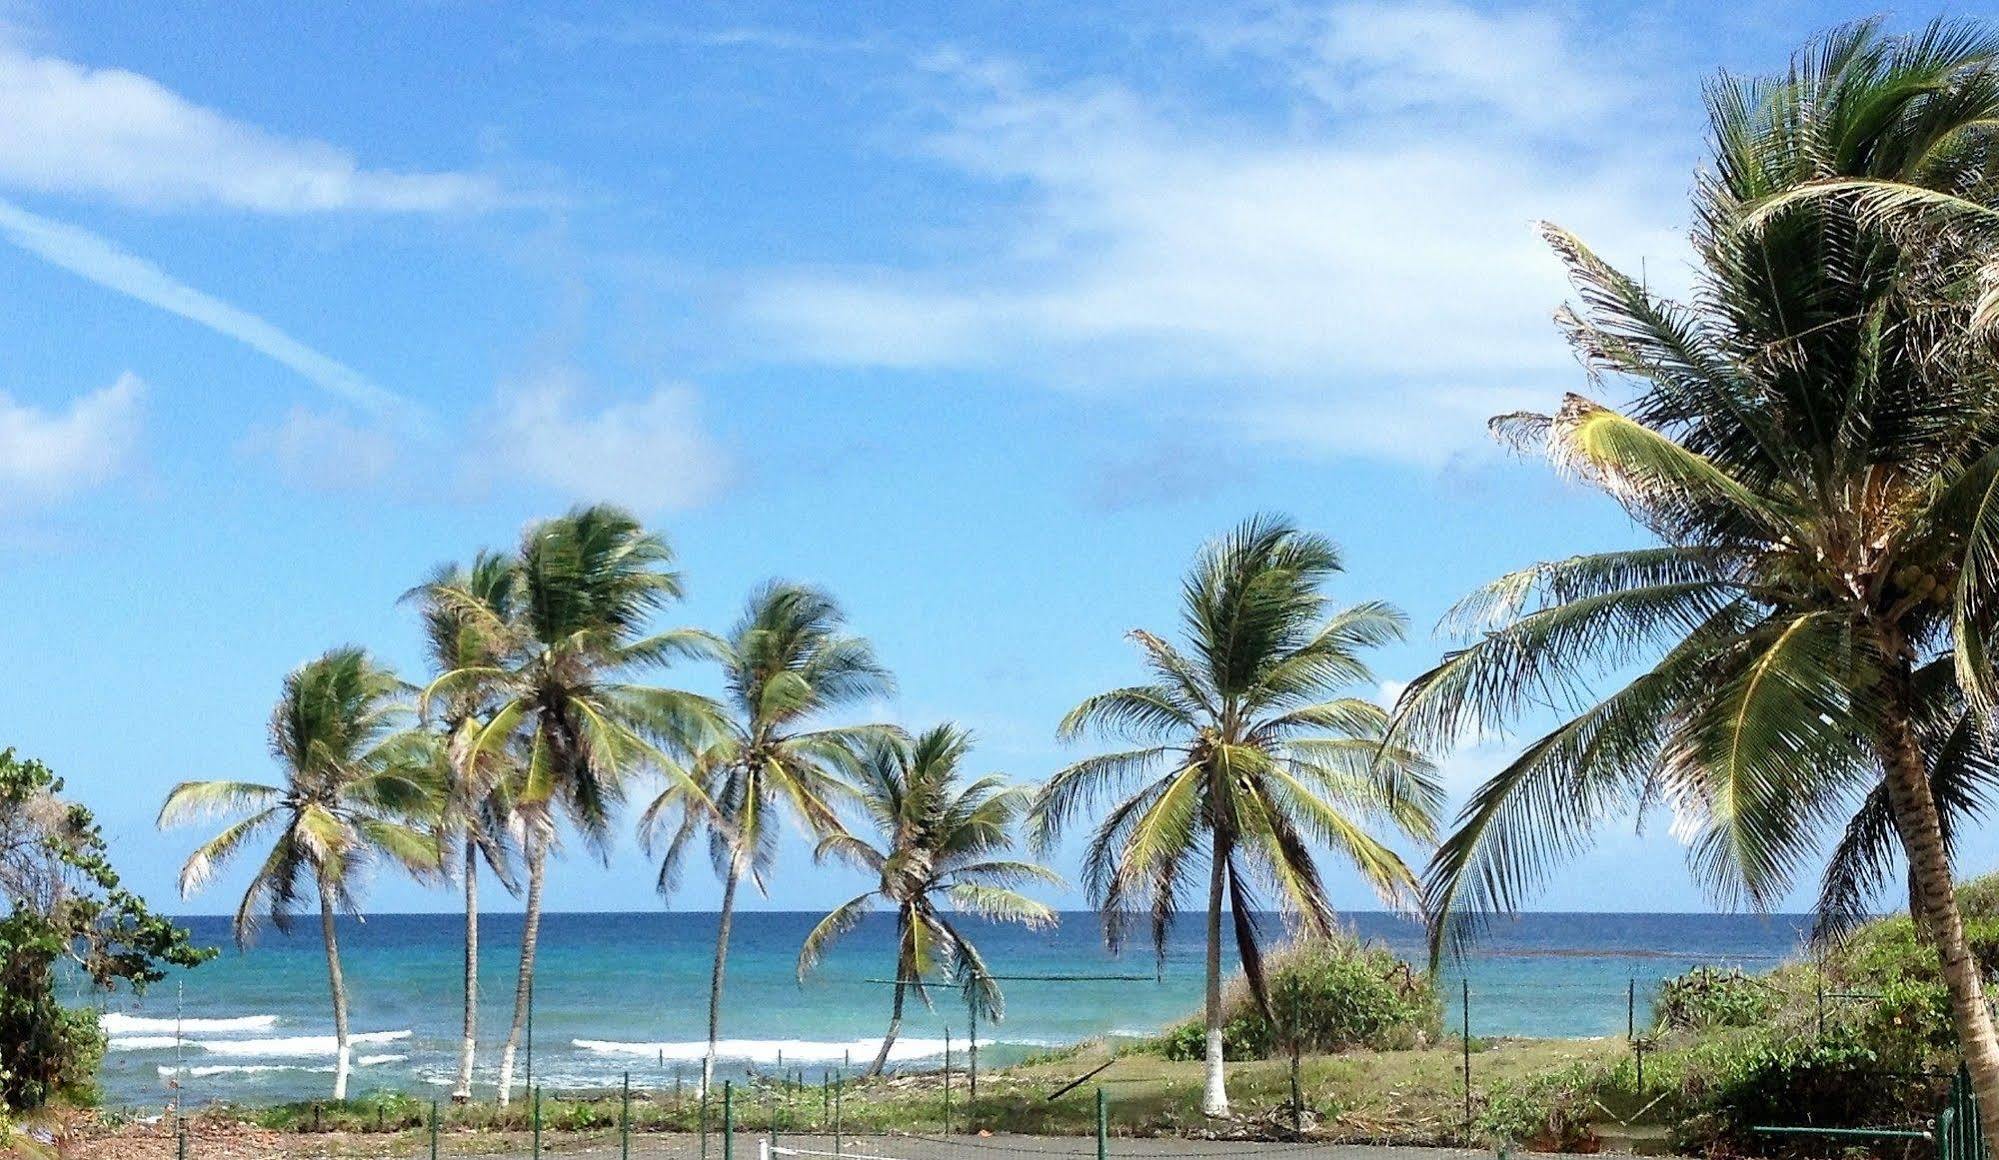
496, 836, 546, 1108
319, 889, 351, 1102
703, 860, 742, 1096
1201, 846, 1229, 1118
453, 845, 479, 1102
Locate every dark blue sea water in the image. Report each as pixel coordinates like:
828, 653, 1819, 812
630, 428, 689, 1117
91, 911, 1813, 1110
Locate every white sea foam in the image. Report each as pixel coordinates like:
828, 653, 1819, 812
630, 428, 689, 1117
108, 1036, 182, 1052
196, 1030, 413, 1058
573, 1037, 987, 1065
159, 1053, 407, 1079
161, 1064, 321, 1078
102, 1013, 277, 1034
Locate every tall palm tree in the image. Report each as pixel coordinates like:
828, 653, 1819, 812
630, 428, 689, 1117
157, 647, 441, 1100
429, 505, 718, 1107
642, 582, 893, 1094
407, 552, 522, 1103
797, 725, 1059, 1076
1031, 516, 1440, 1117
1384, 21, 1999, 1148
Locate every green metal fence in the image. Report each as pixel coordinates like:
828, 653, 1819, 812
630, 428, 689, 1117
1939, 1066, 1983, 1160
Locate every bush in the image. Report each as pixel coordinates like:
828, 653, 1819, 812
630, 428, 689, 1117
1654, 966, 1777, 1031
1475, 1061, 1604, 1151
1670, 1026, 1940, 1156
0, 751, 211, 1111
1155, 934, 1440, 1061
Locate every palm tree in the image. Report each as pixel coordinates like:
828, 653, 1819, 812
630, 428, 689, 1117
429, 505, 718, 1107
407, 552, 522, 1103
1384, 20, 1999, 1148
641, 581, 893, 1094
1031, 515, 1440, 1117
797, 725, 1059, 1076
157, 647, 441, 1100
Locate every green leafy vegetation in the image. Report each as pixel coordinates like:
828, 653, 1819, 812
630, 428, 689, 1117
1652, 966, 1777, 1031
0, 751, 210, 1111
1153, 934, 1441, 1061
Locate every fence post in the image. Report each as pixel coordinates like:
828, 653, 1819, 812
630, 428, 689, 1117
834, 1070, 844, 1155
723, 1080, 734, 1160
822, 1072, 830, 1128
1097, 1086, 1108, 1160
1627, 978, 1635, 1039
176, 1117, 187, 1160
1290, 981, 1303, 1140
1461, 978, 1472, 1134
430, 1097, 440, 1160
525, 976, 535, 1095
969, 1000, 979, 1109
701, 1080, 710, 1160
943, 1026, 953, 1137
533, 1086, 542, 1159
621, 1070, 631, 1160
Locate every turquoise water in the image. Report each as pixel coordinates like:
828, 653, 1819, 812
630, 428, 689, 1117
93, 911, 1813, 1109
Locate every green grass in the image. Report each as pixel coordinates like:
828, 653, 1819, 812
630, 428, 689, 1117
115, 1036, 1630, 1152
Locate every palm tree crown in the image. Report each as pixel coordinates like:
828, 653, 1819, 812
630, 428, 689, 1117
1387, 19, 1999, 1151
799, 725, 1058, 1074
644, 581, 894, 895
1032, 514, 1439, 1116
160, 646, 440, 943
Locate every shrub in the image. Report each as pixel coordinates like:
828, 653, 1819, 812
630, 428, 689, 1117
1653, 966, 1777, 1031
1154, 934, 1440, 1061
1474, 1061, 1605, 1151
0, 751, 211, 1111
1672, 1026, 1939, 1156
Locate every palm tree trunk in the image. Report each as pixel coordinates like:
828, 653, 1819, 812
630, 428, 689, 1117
1201, 841, 1229, 1118
868, 940, 911, 1078
319, 887, 351, 1102
453, 845, 479, 1103
703, 859, 742, 1096
1878, 672, 1999, 1157
496, 834, 546, 1109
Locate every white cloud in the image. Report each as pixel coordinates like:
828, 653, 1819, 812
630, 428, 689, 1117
1207, 1, 1627, 130
740, 2, 1691, 462
0, 198, 409, 418
488, 373, 730, 512
240, 407, 399, 491
0, 373, 142, 504
0, 39, 495, 212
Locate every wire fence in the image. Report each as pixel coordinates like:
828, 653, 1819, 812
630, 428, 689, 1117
92, 967, 1941, 1158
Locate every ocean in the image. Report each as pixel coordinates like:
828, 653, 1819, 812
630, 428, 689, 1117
92, 910, 1815, 1109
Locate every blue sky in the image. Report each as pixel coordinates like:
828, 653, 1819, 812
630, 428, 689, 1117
0, 0, 1962, 919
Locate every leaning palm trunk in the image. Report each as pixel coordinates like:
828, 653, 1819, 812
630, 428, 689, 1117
1878, 664, 1999, 1145
867, 944, 911, 1078
1200, 840, 1228, 1118
454, 846, 479, 1102
318, 888, 352, 1102
496, 837, 545, 1108
703, 861, 741, 1095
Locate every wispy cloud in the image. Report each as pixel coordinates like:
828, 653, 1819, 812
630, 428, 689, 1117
239, 406, 401, 492
0, 199, 408, 418
0, 37, 496, 212
0, 372, 143, 505
483, 371, 731, 513
739, 2, 1691, 463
